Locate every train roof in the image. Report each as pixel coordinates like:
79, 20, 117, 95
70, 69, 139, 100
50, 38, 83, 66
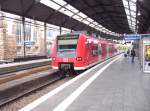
58, 33, 115, 44
58, 31, 88, 37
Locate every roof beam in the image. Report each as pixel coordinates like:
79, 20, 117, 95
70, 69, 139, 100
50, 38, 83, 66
0, 0, 9, 5
82, 0, 119, 33
23, 0, 40, 16
137, 1, 150, 33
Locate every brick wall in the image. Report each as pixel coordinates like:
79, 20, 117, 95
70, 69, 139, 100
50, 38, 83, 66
4, 35, 17, 59
0, 20, 17, 61
0, 28, 5, 60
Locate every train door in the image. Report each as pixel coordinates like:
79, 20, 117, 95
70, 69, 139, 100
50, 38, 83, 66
106, 44, 110, 58
98, 43, 102, 60
108, 45, 113, 57
91, 44, 98, 63
101, 43, 107, 60
85, 41, 90, 65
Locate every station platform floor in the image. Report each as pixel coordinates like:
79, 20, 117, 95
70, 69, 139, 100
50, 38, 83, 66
19, 55, 150, 111
0, 59, 51, 75
0, 59, 51, 68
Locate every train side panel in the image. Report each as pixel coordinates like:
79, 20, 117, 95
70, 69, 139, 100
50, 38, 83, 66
74, 34, 87, 70
51, 33, 117, 71
51, 37, 58, 68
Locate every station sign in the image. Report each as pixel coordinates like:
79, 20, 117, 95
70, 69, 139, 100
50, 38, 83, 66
124, 34, 140, 41
24, 41, 35, 46
141, 34, 150, 38
58, 35, 79, 40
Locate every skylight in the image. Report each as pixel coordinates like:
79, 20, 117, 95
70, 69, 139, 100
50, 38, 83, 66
82, 20, 90, 25
66, 5, 79, 13
78, 12, 87, 18
59, 8, 74, 16
40, 0, 121, 37
122, 0, 137, 33
40, 0, 61, 10
52, 0, 67, 6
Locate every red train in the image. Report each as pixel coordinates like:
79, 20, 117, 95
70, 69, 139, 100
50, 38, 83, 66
51, 33, 117, 71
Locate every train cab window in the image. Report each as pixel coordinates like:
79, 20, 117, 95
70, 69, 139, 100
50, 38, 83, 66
57, 35, 79, 57
59, 44, 77, 50
57, 36, 78, 50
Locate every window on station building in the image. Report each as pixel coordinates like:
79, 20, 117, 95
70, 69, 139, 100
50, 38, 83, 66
61, 27, 71, 35
46, 24, 60, 40
16, 21, 23, 45
25, 22, 31, 42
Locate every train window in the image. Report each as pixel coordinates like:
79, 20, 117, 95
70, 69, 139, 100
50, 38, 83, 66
91, 45, 98, 56
57, 39, 78, 50
59, 44, 77, 50
98, 45, 102, 55
108, 45, 113, 52
57, 36, 79, 57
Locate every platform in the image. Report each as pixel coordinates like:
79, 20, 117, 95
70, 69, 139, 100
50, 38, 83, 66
19, 55, 150, 111
0, 59, 51, 75
0, 68, 58, 106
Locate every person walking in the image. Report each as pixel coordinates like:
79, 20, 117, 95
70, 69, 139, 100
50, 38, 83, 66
127, 49, 130, 57
131, 49, 136, 63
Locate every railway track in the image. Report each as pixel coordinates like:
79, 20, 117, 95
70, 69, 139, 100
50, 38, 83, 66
0, 54, 121, 109
0, 65, 52, 84
0, 66, 64, 107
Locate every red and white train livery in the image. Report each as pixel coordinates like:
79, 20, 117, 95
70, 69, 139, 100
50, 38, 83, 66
51, 33, 117, 71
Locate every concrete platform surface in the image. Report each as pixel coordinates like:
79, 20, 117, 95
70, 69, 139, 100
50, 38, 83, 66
0, 59, 51, 75
19, 55, 150, 111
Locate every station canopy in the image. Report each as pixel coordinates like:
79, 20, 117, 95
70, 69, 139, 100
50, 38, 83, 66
0, 0, 143, 38
137, 0, 150, 34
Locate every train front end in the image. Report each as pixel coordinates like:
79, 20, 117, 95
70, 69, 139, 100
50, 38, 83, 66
51, 34, 86, 71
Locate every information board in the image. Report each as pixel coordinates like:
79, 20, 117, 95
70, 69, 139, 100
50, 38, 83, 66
124, 34, 140, 41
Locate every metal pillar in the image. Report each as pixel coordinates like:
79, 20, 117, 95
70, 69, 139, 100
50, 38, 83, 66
22, 17, 26, 57
44, 23, 47, 57
136, 0, 139, 33
60, 26, 62, 35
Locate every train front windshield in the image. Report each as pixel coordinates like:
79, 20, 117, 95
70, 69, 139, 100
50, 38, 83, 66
57, 35, 79, 58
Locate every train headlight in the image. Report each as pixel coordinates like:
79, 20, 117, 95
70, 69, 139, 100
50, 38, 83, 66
76, 57, 82, 61
52, 57, 56, 61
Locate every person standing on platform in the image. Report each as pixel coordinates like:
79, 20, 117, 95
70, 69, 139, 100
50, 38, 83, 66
127, 49, 130, 57
131, 48, 136, 63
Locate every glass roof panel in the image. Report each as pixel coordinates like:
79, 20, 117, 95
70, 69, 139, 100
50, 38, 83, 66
98, 25, 103, 28
78, 12, 87, 18
47, 23, 60, 29
89, 24, 95, 27
122, 0, 137, 32
53, 0, 67, 6
82, 20, 90, 24
131, 0, 136, 2
72, 15, 83, 21
40, 0, 61, 10
130, 6, 136, 12
62, 27, 71, 31
131, 12, 136, 16
122, 0, 129, 7
126, 9, 130, 15
40, 0, 120, 36
130, 1, 136, 6
59, 8, 74, 16
86, 18, 94, 22
65, 4, 79, 13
